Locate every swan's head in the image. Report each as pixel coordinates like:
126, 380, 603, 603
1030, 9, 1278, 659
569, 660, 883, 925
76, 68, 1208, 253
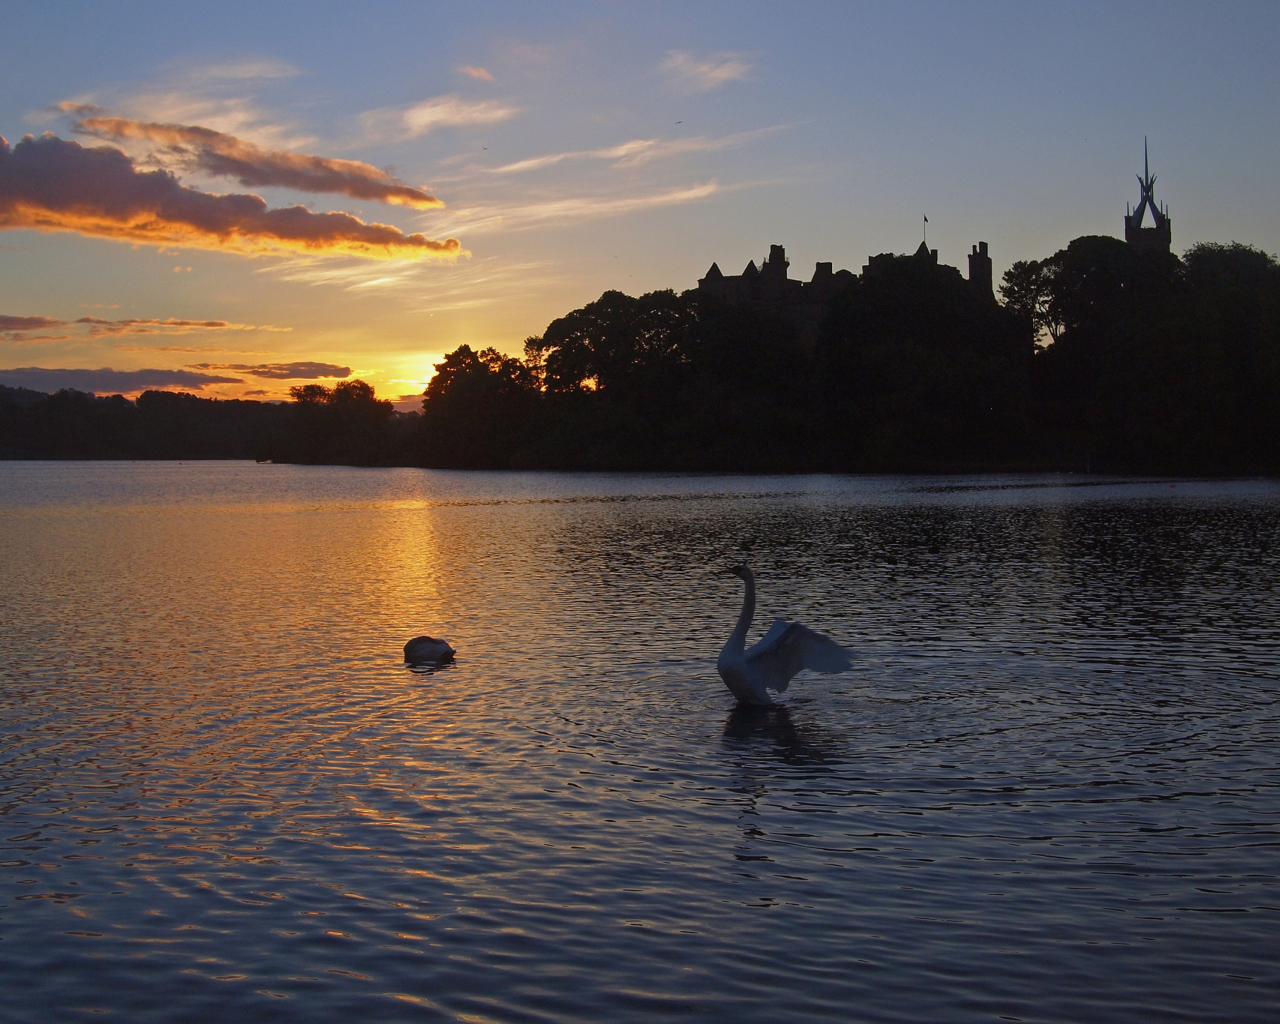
726, 562, 751, 578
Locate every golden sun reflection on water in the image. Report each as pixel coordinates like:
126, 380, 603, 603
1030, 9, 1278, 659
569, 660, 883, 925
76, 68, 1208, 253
2, 463, 1279, 1023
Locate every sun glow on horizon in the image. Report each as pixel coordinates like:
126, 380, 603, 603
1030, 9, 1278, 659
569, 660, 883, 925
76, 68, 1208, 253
3, 5, 1278, 404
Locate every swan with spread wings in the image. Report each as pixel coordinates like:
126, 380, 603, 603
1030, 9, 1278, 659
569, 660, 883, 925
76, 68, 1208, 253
716, 563, 852, 706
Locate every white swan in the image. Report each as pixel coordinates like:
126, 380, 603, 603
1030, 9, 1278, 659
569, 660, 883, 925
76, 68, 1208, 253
717, 563, 852, 706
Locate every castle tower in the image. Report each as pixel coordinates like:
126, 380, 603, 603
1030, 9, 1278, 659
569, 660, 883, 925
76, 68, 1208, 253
762, 244, 790, 281
1124, 139, 1171, 253
968, 241, 993, 298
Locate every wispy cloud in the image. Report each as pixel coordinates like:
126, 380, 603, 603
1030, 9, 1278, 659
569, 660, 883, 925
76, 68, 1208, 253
75, 316, 292, 337
427, 181, 721, 235
258, 253, 562, 316
46, 56, 312, 157
404, 257, 560, 313
660, 51, 753, 92
256, 255, 429, 292
3, 333, 71, 343
2, 313, 73, 343
186, 361, 349, 379
360, 94, 519, 143
0, 366, 244, 393
459, 66, 494, 81
60, 91, 314, 152
2, 311, 292, 344
179, 57, 301, 83
71, 116, 444, 209
0, 314, 64, 332
0, 134, 462, 260
116, 345, 261, 354
489, 125, 787, 174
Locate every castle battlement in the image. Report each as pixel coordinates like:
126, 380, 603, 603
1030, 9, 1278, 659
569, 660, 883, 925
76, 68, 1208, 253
697, 244, 852, 307
699, 238, 994, 310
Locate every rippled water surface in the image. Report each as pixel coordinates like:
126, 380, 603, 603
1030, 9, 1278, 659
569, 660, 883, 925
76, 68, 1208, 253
2, 463, 1278, 1023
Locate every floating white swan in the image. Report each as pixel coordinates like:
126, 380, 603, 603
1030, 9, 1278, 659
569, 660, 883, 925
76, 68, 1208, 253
404, 635, 455, 665
717, 563, 852, 706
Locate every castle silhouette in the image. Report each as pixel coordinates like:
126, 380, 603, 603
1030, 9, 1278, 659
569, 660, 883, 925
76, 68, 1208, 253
697, 143, 1169, 319
697, 239, 994, 319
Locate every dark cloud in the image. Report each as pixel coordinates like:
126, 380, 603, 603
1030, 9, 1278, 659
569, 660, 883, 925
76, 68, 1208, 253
74, 116, 443, 210
0, 314, 65, 331
0, 366, 242, 393
73, 315, 283, 337
186, 361, 350, 379
0, 134, 462, 259
78, 317, 230, 327
3, 333, 71, 343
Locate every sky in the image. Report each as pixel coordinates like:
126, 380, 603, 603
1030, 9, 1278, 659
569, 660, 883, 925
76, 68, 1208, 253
2, 1, 1278, 408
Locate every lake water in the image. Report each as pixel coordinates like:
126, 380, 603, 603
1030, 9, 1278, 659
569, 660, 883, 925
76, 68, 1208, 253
1, 462, 1278, 1023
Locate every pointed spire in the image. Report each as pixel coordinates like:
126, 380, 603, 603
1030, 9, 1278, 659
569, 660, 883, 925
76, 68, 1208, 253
1125, 138, 1171, 252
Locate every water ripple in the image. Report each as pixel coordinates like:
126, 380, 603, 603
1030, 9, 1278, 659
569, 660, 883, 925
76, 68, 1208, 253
1, 464, 1277, 1022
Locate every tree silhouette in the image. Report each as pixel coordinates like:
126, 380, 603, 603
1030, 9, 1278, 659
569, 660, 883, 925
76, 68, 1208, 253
4, 235, 1276, 474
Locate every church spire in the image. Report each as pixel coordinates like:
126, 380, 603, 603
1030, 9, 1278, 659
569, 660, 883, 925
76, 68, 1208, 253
1124, 138, 1171, 253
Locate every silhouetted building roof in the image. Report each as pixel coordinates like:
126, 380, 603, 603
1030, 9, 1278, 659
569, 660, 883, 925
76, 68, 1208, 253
699, 244, 852, 307
913, 241, 938, 263
700, 238, 994, 309
1124, 139, 1171, 254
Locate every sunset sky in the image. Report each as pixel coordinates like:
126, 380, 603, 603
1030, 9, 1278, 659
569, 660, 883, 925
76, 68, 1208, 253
2, 1, 1277, 407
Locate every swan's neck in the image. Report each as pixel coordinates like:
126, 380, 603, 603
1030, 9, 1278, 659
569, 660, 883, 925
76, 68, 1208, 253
728, 569, 756, 652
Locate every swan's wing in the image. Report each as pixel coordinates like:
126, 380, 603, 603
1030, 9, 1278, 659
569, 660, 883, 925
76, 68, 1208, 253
746, 619, 852, 693
750, 617, 792, 655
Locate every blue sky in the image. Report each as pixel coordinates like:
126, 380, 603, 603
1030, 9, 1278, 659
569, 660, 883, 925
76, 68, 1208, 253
2, 1, 1277, 404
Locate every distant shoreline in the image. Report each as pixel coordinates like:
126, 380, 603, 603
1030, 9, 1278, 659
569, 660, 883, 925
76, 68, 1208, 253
6, 237, 1278, 478
2, 455, 1273, 482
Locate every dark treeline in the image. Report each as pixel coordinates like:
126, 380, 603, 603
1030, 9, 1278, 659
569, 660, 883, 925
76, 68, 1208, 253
4, 235, 1277, 473
0, 380, 418, 464
419, 236, 1280, 473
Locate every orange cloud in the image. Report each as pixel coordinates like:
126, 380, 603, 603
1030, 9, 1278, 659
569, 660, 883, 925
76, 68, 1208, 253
74, 116, 443, 210
459, 66, 494, 81
0, 134, 461, 260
